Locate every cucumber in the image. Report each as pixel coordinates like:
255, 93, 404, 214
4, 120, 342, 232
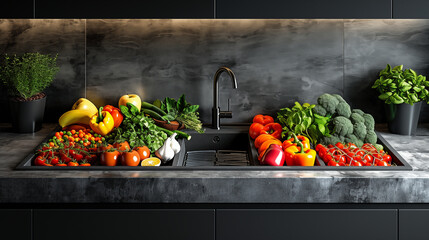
141, 101, 167, 116
142, 108, 164, 120
155, 126, 191, 140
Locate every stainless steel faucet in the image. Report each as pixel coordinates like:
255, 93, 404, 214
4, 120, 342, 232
212, 67, 238, 129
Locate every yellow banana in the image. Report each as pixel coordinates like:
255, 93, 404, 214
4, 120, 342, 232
71, 98, 98, 116
58, 109, 94, 127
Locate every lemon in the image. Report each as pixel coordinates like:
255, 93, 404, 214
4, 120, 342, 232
141, 157, 161, 166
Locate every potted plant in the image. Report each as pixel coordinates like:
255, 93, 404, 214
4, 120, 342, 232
0, 53, 59, 133
372, 64, 429, 135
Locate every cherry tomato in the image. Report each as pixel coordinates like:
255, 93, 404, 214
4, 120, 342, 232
351, 160, 363, 166
323, 154, 333, 164
79, 162, 91, 166
383, 154, 392, 163
334, 155, 346, 164
327, 160, 340, 166
98, 144, 113, 153
67, 161, 79, 166
34, 156, 47, 166
49, 156, 59, 166
315, 144, 325, 152
135, 146, 151, 160
335, 142, 345, 150
100, 150, 121, 166
376, 160, 390, 166
55, 163, 67, 166
121, 150, 141, 166
113, 141, 131, 152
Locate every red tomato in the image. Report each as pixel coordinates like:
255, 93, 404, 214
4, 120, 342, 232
334, 155, 346, 164
335, 142, 345, 150
49, 156, 59, 166
249, 122, 265, 139
100, 150, 121, 166
55, 163, 67, 166
327, 160, 340, 166
113, 141, 130, 152
34, 156, 47, 166
121, 150, 141, 166
135, 146, 150, 160
79, 163, 91, 166
67, 161, 79, 166
323, 154, 333, 164
376, 160, 390, 166
351, 160, 363, 166
383, 154, 392, 163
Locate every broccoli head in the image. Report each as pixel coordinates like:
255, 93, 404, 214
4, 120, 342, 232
352, 109, 365, 116
336, 102, 351, 118
321, 135, 345, 146
332, 94, 346, 103
317, 93, 339, 115
332, 116, 353, 136
344, 134, 364, 148
365, 131, 377, 145
313, 104, 327, 117
363, 113, 375, 131
353, 122, 367, 140
350, 112, 364, 124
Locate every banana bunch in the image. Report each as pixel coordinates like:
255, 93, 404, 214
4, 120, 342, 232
59, 98, 98, 127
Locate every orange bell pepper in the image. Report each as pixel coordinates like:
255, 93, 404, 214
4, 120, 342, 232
283, 133, 316, 166
254, 134, 276, 149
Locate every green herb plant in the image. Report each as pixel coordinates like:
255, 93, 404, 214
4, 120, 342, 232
372, 64, 429, 105
277, 102, 331, 145
0, 53, 59, 100
156, 94, 204, 133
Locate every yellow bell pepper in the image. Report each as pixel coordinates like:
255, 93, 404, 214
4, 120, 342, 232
89, 107, 114, 136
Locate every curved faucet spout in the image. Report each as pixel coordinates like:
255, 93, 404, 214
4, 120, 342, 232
212, 67, 238, 130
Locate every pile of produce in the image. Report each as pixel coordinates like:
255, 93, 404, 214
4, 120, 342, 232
249, 93, 393, 167
34, 93, 200, 167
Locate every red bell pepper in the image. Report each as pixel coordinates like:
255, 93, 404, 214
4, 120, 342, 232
259, 123, 282, 140
253, 114, 274, 125
103, 105, 124, 128
260, 144, 285, 166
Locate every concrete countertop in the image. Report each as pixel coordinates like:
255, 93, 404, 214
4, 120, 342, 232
1, 123, 429, 204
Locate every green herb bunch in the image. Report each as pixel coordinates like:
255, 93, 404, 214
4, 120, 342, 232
155, 94, 204, 133
372, 64, 429, 105
0, 53, 59, 100
107, 103, 168, 152
277, 102, 331, 145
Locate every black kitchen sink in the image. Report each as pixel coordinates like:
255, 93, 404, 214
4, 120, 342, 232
16, 125, 412, 171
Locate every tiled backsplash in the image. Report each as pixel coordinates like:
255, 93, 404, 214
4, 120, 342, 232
1, 19, 428, 124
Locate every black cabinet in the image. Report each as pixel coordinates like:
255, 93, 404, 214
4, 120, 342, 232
0, 209, 31, 240
393, 0, 429, 18
216, 0, 391, 18
35, 0, 214, 18
216, 209, 397, 240
2, 0, 33, 18
399, 209, 429, 240
33, 209, 214, 240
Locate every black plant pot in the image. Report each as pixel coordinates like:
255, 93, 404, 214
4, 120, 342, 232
9, 95, 46, 133
385, 101, 422, 135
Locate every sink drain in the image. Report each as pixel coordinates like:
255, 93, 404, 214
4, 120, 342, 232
184, 150, 249, 167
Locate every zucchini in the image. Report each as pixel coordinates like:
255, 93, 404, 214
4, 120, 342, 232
141, 101, 167, 116
142, 108, 164, 120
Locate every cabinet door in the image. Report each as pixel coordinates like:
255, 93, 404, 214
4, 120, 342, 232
216, 0, 391, 19
399, 209, 429, 240
217, 209, 397, 240
35, 0, 214, 18
2, 0, 33, 18
393, 0, 429, 18
0, 209, 31, 240
34, 209, 214, 240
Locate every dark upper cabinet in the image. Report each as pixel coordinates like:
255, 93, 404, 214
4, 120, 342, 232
0, 209, 31, 240
35, 0, 214, 18
393, 0, 429, 18
399, 209, 429, 240
33, 209, 214, 240
216, 0, 391, 18
217, 209, 397, 240
2, 0, 33, 18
